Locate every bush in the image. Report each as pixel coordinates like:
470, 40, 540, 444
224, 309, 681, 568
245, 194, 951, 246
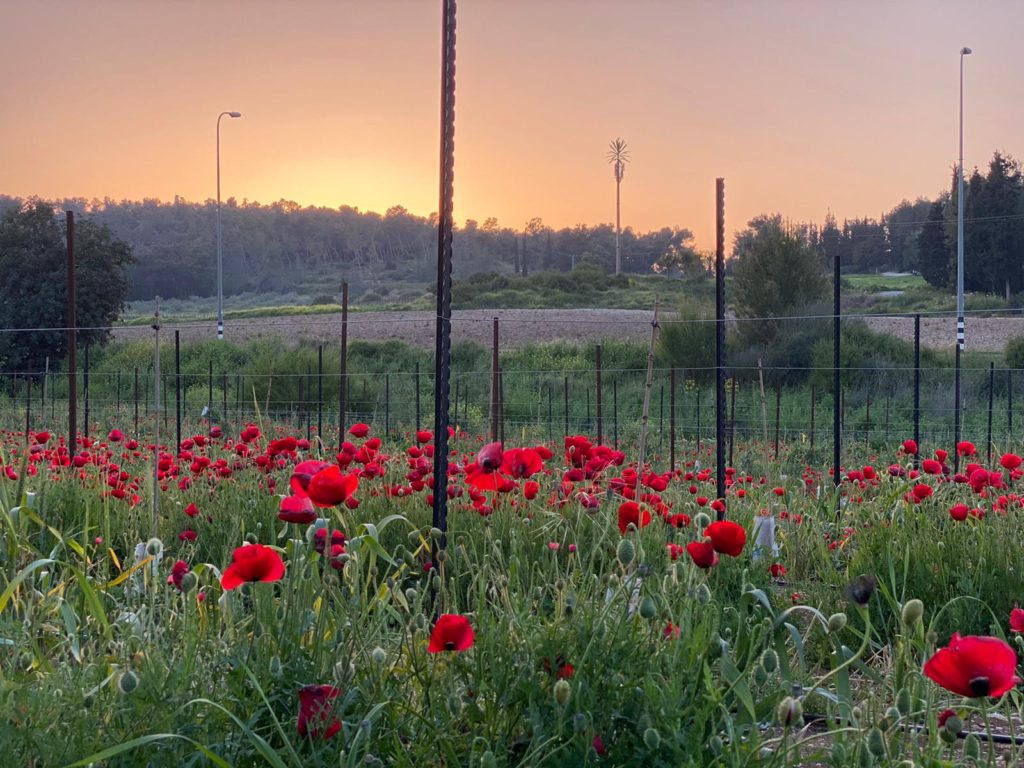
657, 305, 718, 382
1007, 336, 1024, 370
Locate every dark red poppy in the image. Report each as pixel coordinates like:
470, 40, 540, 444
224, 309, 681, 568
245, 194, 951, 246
428, 613, 474, 653
306, 465, 359, 508
1011, 608, 1024, 634
924, 633, 1019, 698
706, 520, 746, 557
476, 442, 505, 471
686, 539, 718, 569
901, 439, 918, 455
911, 483, 933, 502
289, 460, 331, 496
279, 494, 317, 524
167, 559, 189, 590
415, 429, 433, 443
922, 459, 942, 475
617, 501, 651, 534
950, 503, 969, 521
297, 684, 341, 739
349, 423, 370, 438
184, 502, 199, 518
770, 562, 786, 579
221, 543, 286, 590
958, 441, 977, 457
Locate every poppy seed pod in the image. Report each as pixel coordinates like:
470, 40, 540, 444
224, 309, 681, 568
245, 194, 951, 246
694, 512, 711, 529
643, 727, 661, 750
760, 648, 779, 674
371, 647, 387, 664
639, 596, 657, 619
696, 584, 712, 605
145, 537, 163, 556
895, 687, 912, 716
964, 733, 981, 760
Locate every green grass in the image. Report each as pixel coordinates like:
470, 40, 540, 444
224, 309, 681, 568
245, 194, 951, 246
843, 273, 928, 293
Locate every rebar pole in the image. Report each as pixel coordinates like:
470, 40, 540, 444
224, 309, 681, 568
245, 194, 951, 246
66, 211, 77, 457
669, 368, 676, 469
174, 330, 181, 452
151, 301, 161, 536
914, 314, 921, 470
490, 317, 500, 442
987, 361, 995, 464
595, 344, 603, 444
714, 177, 726, 516
431, 0, 458, 558
340, 281, 348, 444
833, 228, 841, 491
83, 343, 90, 439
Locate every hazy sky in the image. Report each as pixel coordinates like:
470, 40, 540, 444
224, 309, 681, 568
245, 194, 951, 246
3, 0, 1022, 251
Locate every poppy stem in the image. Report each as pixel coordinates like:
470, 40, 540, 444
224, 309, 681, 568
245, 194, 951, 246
815, 605, 872, 695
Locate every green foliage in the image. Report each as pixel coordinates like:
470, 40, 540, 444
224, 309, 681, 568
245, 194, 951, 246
1006, 336, 1024, 370
656, 305, 717, 382
731, 216, 829, 344
0, 201, 133, 375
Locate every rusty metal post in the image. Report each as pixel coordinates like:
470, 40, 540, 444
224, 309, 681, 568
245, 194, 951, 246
339, 281, 348, 444
66, 211, 77, 457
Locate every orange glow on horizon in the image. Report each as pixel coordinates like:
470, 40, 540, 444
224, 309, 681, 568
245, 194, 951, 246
3, 0, 1023, 253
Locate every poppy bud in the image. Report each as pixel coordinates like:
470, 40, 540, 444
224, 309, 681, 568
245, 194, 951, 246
830, 743, 846, 764
145, 537, 163, 556
480, 751, 497, 768
639, 596, 656, 619
414, 614, 427, 631
371, 647, 387, 664
553, 678, 571, 706
964, 733, 981, 761
118, 670, 139, 695
901, 599, 924, 627
708, 736, 723, 755
180, 572, 198, 593
880, 706, 900, 731
846, 574, 876, 607
866, 727, 886, 757
895, 687, 912, 716
943, 714, 963, 735
760, 648, 779, 674
269, 655, 283, 678
776, 696, 803, 727
694, 512, 711, 529
939, 725, 958, 744
827, 613, 848, 633
616, 538, 635, 566
405, 588, 418, 604
431, 574, 442, 591
429, 527, 443, 541
696, 584, 711, 605
245, 532, 258, 544
753, 665, 768, 685
643, 727, 661, 750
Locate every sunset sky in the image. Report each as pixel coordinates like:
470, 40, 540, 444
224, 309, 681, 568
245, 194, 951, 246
4, 0, 1023, 251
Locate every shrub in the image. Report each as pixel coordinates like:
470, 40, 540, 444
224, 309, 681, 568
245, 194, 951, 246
1007, 336, 1024, 370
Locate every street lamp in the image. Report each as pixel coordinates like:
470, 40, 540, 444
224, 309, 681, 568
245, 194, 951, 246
216, 110, 242, 340
954, 47, 970, 469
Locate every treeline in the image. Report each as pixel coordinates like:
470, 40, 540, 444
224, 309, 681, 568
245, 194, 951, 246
0, 195, 696, 302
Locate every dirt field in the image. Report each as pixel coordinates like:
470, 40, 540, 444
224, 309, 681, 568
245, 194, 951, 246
113, 309, 1024, 352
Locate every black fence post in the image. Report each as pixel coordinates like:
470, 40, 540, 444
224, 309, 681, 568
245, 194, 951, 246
913, 314, 921, 470
714, 177, 726, 516
174, 330, 181, 452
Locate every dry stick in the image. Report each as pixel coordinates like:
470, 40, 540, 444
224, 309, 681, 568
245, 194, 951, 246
636, 298, 660, 470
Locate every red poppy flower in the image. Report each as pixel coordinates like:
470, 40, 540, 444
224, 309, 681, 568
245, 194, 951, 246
617, 501, 651, 534
167, 559, 189, 590
663, 622, 681, 640
428, 614, 474, 653
922, 459, 942, 475
958, 441, 977, 457
950, 503, 969, 521
901, 439, 918, 455
501, 447, 544, 479
770, 562, 787, 579
297, 684, 341, 739
924, 633, 1020, 698
1011, 608, 1024, 634
476, 442, 505, 471
1001, 453, 1022, 471
306, 465, 359, 508
221, 543, 286, 590
349, 423, 370, 438
415, 429, 433, 444
706, 520, 746, 557
686, 539, 718, 569
184, 502, 199, 518
279, 494, 317, 524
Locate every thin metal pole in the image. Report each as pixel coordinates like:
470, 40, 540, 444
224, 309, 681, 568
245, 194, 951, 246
833, 226, 842, 490
317, 345, 323, 448
306, 366, 312, 443
415, 361, 421, 432
133, 367, 139, 435
66, 211, 77, 457
914, 314, 921, 470
152, 300, 161, 535
1009, 368, 1014, 441
613, 379, 619, 449
636, 299, 659, 468
774, 382, 781, 459
175, 330, 181, 451
339, 281, 348, 444
595, 344, 603, 444
669, 368, 676, 469
714, 177, 726, 516
810, 384, 816, 451
547, 384, 552, 443
728, 376, 736, 468
987, 361, 995, 464
83, 343, 90, 439
115, 369, 120, 414
563, 376, 569, 438
385, 374, 390, 437
207, 359, 213, 416
955, 47, 970, 470
215, 111, 241, 339
222, 373, 228, 433
490, 317, 500, 442
25, 376, 31, 441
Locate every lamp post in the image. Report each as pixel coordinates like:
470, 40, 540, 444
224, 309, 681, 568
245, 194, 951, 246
954, 47, 970, 468
216, 111, 242, 340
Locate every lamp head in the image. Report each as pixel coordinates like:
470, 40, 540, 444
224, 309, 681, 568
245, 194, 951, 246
228, 111, 242, 118
960, 47, 972, 56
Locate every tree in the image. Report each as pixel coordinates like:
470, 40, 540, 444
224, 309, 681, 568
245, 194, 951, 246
917, 198, 951, 289
731, 215, 829, 344
0, 201, 134, 376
